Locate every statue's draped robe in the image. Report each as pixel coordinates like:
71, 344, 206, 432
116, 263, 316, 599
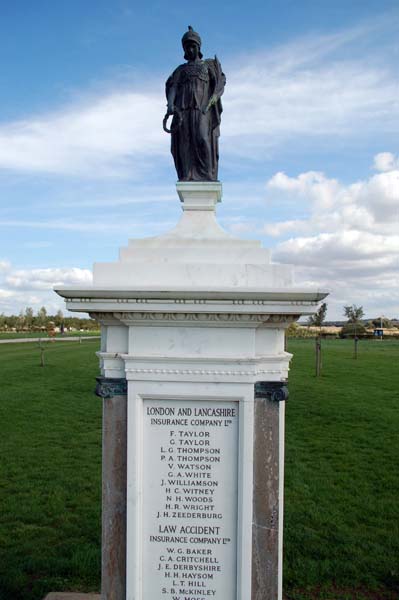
166, 59, 226, 181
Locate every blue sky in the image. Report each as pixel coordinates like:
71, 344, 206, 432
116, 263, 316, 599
0, 1, 398, 320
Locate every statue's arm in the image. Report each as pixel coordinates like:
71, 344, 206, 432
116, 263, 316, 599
165, 69, 180, 115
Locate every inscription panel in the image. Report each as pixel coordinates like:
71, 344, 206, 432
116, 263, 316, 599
142, 399, 239, 600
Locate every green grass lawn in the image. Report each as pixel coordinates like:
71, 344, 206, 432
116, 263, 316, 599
0, 338, 398, 600
0, 340, 102, 600
284, 339, 399, 599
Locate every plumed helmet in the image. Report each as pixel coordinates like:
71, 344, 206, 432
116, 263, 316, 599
182, 26, 203, 58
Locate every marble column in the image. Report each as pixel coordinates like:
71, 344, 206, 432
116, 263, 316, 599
96, 377, 128, 600
252, 381, 288, 600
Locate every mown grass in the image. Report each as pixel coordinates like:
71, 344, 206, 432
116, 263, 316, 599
284, 338, 399, 599
0, 340, 101, 600
0, 338, 398, 599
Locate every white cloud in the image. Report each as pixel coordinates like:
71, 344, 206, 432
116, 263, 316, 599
56, 186, 176, 208
373, 152, 399, 172
222, 22, 399, 158
0, 260, 11, 273
0, 265, 92, 314
0, 217, 174, 234
263, 219, 308, 237
267, 159, 399, 231
276, 231, 399, 270
356, 170, 399, 222
5, 267, 92, 291
225, 59, 397, 142
0, 91, 166, 178
267, 171, 341, 210
267, 153, 399, 318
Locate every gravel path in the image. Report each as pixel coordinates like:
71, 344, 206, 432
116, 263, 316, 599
0, 336, 100, 344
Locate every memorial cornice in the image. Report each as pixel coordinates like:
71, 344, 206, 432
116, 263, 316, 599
55, 286, 327, 304
56, 287, 327, 322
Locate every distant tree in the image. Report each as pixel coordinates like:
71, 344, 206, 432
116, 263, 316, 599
5, 314, 17, 329
25, 307, 34, 329
286, 322, 314, 338
308, 303, 327, 328
54, 310, 64, 326
0, 311, 99, 333
308, 303, 328, 377
37, 306, 48, 327
342, 305, 366, 350
286, 322, 298, 336
344, 305, 364, 323
340, 322, 367, 337
16, 310, 26, 330
371, 317, 393, 329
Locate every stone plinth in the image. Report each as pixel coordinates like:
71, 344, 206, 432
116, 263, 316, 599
56, 182, 327, 600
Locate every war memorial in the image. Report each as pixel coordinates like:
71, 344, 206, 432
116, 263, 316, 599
56, 26, 327, 600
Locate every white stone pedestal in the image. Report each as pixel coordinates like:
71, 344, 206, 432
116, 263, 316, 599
56, 182, 327, 600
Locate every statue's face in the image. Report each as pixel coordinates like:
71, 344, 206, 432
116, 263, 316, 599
184, 41, 200, 61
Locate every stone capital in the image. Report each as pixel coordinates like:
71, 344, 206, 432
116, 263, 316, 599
254, 380, 289, 402
95, 377, 127, 398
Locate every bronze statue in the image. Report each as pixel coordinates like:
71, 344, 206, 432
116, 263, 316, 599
164, 26, 226, 181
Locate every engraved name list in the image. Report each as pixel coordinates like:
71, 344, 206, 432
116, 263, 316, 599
142, 399, 239, 600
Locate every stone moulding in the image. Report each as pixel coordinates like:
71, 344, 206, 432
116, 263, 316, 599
89, 313, 122, 326
119, 311, 271, 321
124, 367, 284, 376
117, 311, 299, 322
67, 296, 317, 307
110, 298, 311, 306
95, 377, 128, 398
118, 355, 292, 382
90, 310, 300, 328
56, 288, 327, 304
254, 381, 289, 402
